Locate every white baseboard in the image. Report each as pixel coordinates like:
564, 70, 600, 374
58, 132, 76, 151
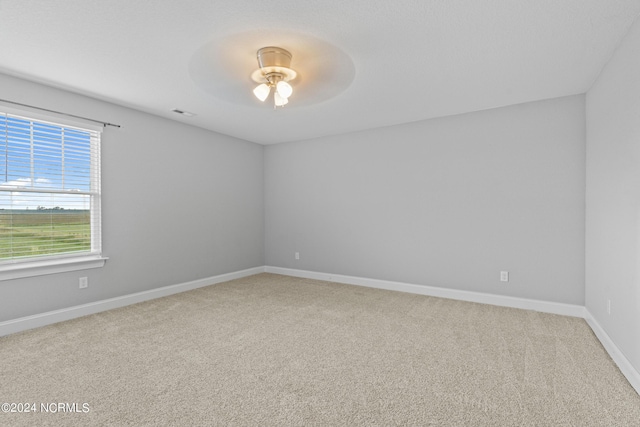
584, 310, 640, 395
0, 266, 265, 337
265, 266, 586, 318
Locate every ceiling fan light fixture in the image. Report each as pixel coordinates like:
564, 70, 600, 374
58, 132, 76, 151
251, 46, 297, 108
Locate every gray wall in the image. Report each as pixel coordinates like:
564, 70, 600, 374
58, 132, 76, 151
0, 73, 264, 321
586, 17, 640, 374
265, 95, 586, 304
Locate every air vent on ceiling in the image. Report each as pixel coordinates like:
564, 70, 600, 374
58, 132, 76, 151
171, 108, 196, 117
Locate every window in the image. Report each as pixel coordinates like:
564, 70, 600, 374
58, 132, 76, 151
0, 108, 105, 279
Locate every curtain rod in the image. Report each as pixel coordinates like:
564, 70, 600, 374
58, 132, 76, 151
0, 98, 121, 128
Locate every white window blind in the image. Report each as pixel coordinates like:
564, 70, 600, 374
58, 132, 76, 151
0, 110, 102, 264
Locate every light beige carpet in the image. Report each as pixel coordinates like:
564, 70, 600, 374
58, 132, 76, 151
0, 273, 638, 426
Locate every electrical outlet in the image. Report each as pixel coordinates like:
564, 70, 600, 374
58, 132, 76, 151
500, 271, 509, 282
79, 277, 88, 289
295, 252, 300, 260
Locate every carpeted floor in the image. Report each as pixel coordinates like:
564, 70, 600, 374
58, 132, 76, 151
0, 273, 638, 426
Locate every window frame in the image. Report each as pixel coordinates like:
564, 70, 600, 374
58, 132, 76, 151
0, 105, 107, 281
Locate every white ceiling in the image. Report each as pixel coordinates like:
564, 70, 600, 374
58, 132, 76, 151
0, 1, 639, 145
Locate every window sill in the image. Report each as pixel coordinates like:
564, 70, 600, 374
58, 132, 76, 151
0, 256, 108, 281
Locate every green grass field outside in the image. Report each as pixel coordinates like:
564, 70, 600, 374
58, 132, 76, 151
0, 210, 90, 259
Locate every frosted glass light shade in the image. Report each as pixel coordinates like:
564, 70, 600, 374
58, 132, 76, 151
276, 81, 293, 99
274, 91, 288, 107
253, 83, 270, 102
